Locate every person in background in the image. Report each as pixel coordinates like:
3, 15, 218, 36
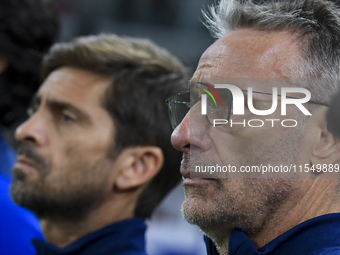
169, 0, 340, 254
11, 34, 187, 255
0, 0, 59, 254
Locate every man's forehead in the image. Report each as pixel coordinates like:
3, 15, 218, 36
195, 29, 304, 81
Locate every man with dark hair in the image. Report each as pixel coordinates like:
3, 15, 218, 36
0, 0, 59, 254
11, 34, 187, 254
169, 0, 340, 254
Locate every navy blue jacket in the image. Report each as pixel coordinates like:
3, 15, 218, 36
205, 213, 340, 255
33, 218, 148, 255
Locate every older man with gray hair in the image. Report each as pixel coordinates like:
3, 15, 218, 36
168, 0, 340, 254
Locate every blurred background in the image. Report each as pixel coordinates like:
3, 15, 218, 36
51, 0, 215, 255
53, 0, 215, 70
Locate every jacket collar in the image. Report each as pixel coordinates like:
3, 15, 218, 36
33, 218, 147, 255
205, 213, 340, 255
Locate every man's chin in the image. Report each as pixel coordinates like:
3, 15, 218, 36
11, 181, 34, 206
181, 196, 209, 226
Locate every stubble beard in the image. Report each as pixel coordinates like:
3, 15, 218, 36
11, 145, 111, 222
181, 176, 296, 238
181, 116, 305, 238
180, 145, 299, 241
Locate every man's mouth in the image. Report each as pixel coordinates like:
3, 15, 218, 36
181, 171, 217, 183
180, 153, 220, 182
13, 156, 39, 175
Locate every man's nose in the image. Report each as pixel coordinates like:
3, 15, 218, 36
171, 104, 211, 154
15, 111, 48, 147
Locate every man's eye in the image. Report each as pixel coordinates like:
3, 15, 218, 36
61, 112, 75, 123
27, 106, 37, 116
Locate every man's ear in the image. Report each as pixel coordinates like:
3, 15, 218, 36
114, 146, 164, 191
310, 114, 340, 165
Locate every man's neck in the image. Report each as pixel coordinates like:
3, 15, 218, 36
250, 178, 340, 248
208, 178, 340, 254
40, 197, 136, 248
204, 225, 231, 255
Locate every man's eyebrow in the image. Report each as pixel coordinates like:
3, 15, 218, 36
196, 79, 214, 87
30, 94, 92, 124
47, 99, 91, 123
189, 79, 215, 94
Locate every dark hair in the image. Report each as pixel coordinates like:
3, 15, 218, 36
0, 0, 59, 127
42, 34, 187, 218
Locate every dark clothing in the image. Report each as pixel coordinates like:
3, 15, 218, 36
33, 218, 148, 255
205, 213, 340, 255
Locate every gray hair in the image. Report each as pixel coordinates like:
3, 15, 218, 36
203, 0, 340, 104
